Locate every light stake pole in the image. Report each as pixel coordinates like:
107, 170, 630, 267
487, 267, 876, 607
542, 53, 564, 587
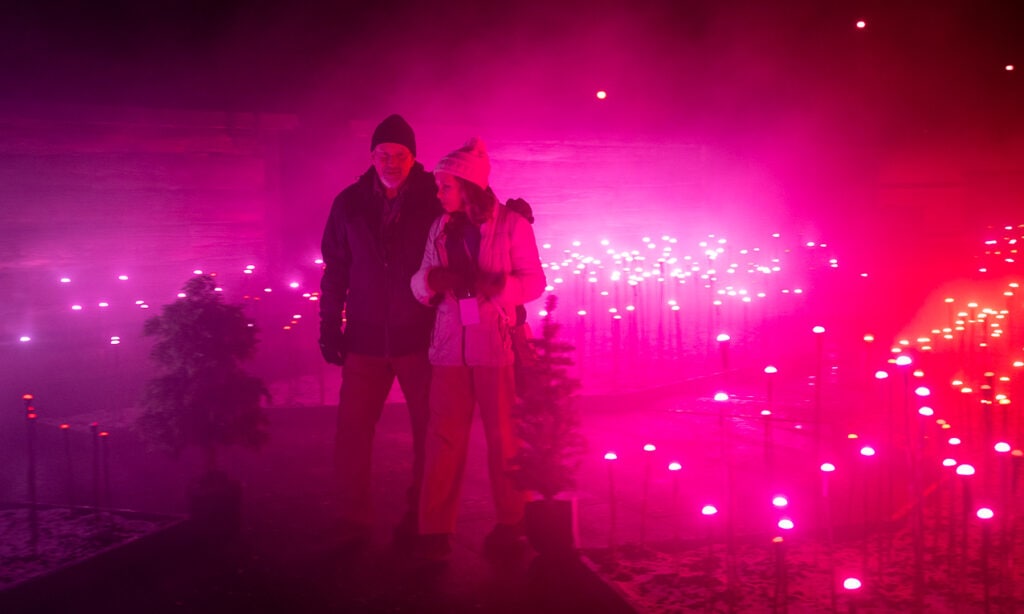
842, 577, 862, 614
764, 366, 778, 485
812, 326, 826, 464
640, 444, 655, 548
820, 462, 837, 612
669, 461, 682, 542
604, 452, 618, 558
976, 507, 994, 614
23, 394, 39, 555
955, 462, 976, 605
701, 504, 718, 613
61, 423, 74, 506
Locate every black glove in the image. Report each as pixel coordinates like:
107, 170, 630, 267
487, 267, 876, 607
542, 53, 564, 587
318, 322, 346, 366
475, 271, 506, 299
505, 197, 534, 224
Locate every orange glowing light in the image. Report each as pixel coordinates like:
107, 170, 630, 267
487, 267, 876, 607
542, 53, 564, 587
22, 394, 33, 400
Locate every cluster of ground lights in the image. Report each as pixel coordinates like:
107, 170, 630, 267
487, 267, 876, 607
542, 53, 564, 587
590, 223, 1024, 607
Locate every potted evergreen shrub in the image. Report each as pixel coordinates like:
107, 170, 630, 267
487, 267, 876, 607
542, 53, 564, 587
136, 275, 269, 538
509, 295, 587, 557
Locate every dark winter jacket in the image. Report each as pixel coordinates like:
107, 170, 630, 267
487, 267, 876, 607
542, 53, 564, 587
320, 162, 442, 357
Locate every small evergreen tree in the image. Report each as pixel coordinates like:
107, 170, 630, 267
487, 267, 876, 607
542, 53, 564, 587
509, 295, 587, 500
137, 275, 269, 473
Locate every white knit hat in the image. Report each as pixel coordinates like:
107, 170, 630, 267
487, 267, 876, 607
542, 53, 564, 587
435, 137, 491, 189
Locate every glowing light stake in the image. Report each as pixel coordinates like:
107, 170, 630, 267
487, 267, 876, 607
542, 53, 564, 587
717, 333, 731, 372
640, 443, 656, 547
23, 394, 39, 553
669, 461, 682, 541
772, 535, 788, 611
843, 577, 863, 614
701, 504, 719, 596
91, 422, 102, 519
955, 463, 976, 574
977, 507, 994, 612
59, 423, 75, 506
762, 365, 779, 477
604, 452, 618, 555
812, 326, 826, 463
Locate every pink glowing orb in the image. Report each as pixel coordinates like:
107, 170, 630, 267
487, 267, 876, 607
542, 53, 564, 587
596, 90, 607, 99
820, 462, 836, 472
98, 302, 109, 307
778, 518, 794, 530
812, 326, 825, 334
977, 507, 994, 520
761, 410, 772, 416
289, 282, 300, 289
955, 464, 976, 476
772, 496, 788, 508
713, 392, 729, 401
668, 462, 682, 472
643, 444, 656, 452
914, 386, 931, 397
701, 505, 718, 516
895, 355, 912, 366
995, 442, 1011, 453
577, 310, 587, 316
177, 292, 187, 298
949, 437, 962, 445
843, 577, 862, 590
918, 407, 934, 417
118, 275, 129, 281
716, 333, 730, 342
942, 458, 957, 467
764, 366, 778, 374
193, 269, 203, 275
874, 370, 889, 380
604, 452, 618, 461
60, 277, 71, 283
860, 446, 876, 457
71, 305, 82, 311
19, 336, 31, 343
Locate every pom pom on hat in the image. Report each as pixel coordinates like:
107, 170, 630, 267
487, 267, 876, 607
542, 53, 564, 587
371, 114, 416, 157
435, 137, 491, 189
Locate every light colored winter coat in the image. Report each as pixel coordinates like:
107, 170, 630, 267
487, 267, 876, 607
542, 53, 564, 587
411, 205, 546, 367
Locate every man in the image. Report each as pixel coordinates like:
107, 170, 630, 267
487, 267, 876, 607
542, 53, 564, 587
319, 114, 442, 548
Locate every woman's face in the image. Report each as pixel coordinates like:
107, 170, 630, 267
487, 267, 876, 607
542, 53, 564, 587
435, 172, 464, 213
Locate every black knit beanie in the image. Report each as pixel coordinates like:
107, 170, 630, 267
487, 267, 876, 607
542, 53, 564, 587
370, 114, 416, 157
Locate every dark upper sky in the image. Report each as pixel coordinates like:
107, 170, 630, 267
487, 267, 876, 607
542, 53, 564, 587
2, 0, 1022, 143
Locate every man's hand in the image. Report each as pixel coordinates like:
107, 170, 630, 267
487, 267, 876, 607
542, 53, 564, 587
318, 323, 346, 365
427, 267, 462, 294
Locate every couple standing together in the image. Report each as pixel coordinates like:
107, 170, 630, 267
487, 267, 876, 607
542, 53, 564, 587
318, 114, 546, 560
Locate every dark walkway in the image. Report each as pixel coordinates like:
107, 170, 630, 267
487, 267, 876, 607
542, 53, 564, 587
2, 399, 636, 614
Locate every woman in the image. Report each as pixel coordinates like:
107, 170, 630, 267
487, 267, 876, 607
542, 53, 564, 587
410, 137, 546, 559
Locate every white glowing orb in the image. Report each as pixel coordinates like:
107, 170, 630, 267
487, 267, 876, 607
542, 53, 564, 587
821, 462, 835, 473
668, 462, 681, 471
19, 336, 31, 342
895, 355, 912, 366
118, 275, 128, 281
949, 437, 962, 445
942, 458, 957, 467
995, 442, 1011, 453
772, 496, 788, 508
289, 282, 299, 289
71, 305, 82, 311
596, 90, 607, 99
778, 518, 794, 530
98, 302, 109, 307
915, 386, 931, 397
714, 392, 729, 402
604, 452, 618, 461
716, 333, 730, 342
874, 370, 889, 380
643, 444, 656, 452
955, 464, 975, 476
1007, 65, 1015, 71
860, 446, 876, 457
701, 505, 718, 516
843, 577, 862, 590
177, 293, 186, 298
60, 277, 71, 283
918, 407, 934, 417
977, 508, 994, 520
764, 366, 778, 374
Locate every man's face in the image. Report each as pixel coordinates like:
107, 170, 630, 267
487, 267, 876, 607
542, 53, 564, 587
371, 143, 414, 191
435, 172, 464, 213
